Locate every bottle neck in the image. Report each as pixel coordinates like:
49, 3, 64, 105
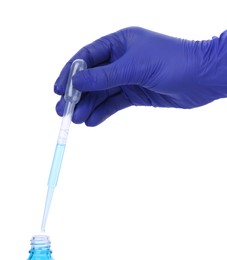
29, 235, 52, 256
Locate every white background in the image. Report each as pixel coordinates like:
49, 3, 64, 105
0, 0, 227, 259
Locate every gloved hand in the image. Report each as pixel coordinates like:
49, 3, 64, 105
54, 26, 227, 126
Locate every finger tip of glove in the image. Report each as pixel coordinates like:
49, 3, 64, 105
71, 107, 84, 124
54, 80, 65, 95
55, 98, 65, 116
72, 109, 99, 126
85, 121, 98, 127
85, 114, 107, 127
72, 112, 107, 127
72, 117, 83, 125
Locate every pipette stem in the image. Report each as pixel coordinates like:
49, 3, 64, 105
41, 102, 74, 232
41, 59, 87, 233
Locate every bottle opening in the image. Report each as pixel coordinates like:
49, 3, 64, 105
30, 235, 51, 248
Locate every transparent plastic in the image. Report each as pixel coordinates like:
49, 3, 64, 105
27, 235, 54, 260
41, 59, 87, 232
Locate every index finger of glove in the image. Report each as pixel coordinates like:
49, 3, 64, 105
54, 32, 121, 95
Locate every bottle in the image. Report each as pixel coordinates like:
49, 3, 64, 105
27, 235, 54, 260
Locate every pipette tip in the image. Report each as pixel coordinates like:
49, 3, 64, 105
41, 226, 45, 233
41, 187, 55, 234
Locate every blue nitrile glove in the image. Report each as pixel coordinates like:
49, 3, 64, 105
54, 26, 227, 126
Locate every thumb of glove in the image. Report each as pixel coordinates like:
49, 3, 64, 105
72, 58, 134, 92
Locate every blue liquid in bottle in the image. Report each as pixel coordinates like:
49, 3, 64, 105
27, 235, 54, 260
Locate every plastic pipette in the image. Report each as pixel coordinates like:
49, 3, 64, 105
41, 59, 87, 232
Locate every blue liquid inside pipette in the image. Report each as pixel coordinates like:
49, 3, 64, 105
41, 144, 65, 232
48, 144, 66, 186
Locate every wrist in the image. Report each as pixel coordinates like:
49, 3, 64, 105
199, 31, 227, 93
